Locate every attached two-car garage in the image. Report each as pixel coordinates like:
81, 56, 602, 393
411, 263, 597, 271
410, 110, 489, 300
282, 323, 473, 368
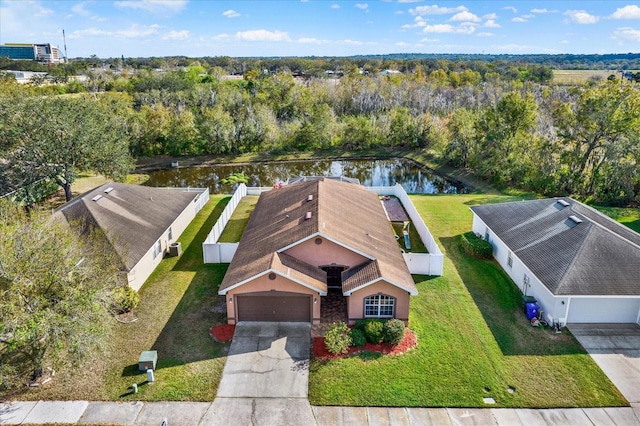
567, 298, 640, 324
236, 291, 312, 322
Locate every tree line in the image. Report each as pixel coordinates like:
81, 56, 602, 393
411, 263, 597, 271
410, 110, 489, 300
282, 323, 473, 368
1, 65, 639, 207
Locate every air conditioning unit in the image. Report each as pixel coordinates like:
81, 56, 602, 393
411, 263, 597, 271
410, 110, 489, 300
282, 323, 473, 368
169, 242, 182, 257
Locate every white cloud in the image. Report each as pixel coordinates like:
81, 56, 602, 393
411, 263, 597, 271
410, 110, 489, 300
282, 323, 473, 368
410, 5, 467, 16
503, 6, 517, 14
396, 41, 411, 46
162, 30, 189, 40
67, 28, 111, 39
341, 39, 364, 45
531, 8, 549, 14
331, 4, 340, 9
484, 19, 500, 28
565, 10, 599, 24
117, 24, 160, 38
450, 11, 481, 22
402, 16, 427, 29
613, 27, 640, 42
355, 3, 368, 11
522, 14, 534, 19
423, 24, 475, 34
477, 32, 494, 37
395, 10, 404, 14
212, 34, 231, 41
512, 17, 527, 23
611, 5, 640, 20
235, 29, 291, 42
222, 10, 240, 18
114, 0, 187, 14
560, 40, 569, 44
72, 3, 91, 17
483, 13, 497, 20
419, 37, 439, 42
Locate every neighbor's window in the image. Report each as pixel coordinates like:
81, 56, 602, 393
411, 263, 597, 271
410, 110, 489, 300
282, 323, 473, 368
507, 251, 513, 268
484, 227, 490, 240
153, 240, 161, 259
168, 227, 173, 242
364, 294, 395, 318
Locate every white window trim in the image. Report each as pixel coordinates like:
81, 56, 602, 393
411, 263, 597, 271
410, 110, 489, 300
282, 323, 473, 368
153, 240, 162, 260
507, 251, 513, 268
364, 294, 395, 318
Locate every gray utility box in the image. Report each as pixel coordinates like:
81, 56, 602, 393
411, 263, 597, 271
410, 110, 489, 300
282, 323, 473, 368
169, 242, 182, 257
138, 350, 157, 372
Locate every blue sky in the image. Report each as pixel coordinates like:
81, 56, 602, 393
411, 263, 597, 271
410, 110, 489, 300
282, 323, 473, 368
1, 1, 638, 58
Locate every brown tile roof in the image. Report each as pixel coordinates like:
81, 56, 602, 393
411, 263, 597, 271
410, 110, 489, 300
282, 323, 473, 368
56, 182, 205, 270
219, 179, 416, 295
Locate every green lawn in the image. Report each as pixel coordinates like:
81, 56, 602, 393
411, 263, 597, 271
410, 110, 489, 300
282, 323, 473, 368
595, 205, 640, 234
19, 195, 231, 402
218, 195, 259, 242
391, 222, 427, 253
308, 193, 627, 408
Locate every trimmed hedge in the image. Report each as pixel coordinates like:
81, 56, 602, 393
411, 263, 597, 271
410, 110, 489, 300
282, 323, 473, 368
382, 319, 406, 345
324, 321, 351, 355
460, 231, 493, 259
349, 328, 366, 347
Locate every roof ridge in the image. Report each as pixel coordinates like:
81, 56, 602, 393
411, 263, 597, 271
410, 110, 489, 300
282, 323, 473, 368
553, 222, 592, 293
574, 203, 640, 250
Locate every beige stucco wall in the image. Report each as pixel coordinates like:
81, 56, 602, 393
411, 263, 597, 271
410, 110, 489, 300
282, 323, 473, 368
347, 280, 411, 325
127, 195, 200, 291
284, 237, 368, 268
225, 273, 322, 324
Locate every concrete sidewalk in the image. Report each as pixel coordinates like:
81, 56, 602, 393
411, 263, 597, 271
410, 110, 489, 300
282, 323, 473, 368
2, 400, 640, 425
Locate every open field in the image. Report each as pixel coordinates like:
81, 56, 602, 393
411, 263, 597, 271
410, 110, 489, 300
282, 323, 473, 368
552, 69, 637, 85
309, 193, 627, 408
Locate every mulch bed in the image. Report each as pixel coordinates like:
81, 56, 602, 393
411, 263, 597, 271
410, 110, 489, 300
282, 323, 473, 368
210, 324, 235, 342
313, 329, 418, 359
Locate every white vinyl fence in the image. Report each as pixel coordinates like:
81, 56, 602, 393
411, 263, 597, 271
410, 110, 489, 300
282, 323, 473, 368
367, 184, 444, 276
203, 183, 444, 276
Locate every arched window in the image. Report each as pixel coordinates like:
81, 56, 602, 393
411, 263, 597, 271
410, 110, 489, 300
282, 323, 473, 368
364, 294, 395, 318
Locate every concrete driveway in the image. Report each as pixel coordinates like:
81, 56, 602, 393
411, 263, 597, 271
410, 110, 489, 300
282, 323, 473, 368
216, 322, 311, 398
569, 323, 640, 403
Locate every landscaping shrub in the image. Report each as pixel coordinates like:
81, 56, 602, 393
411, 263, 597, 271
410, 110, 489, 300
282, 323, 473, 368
111, 285, 140, 314
363, 319, 384, 344
349, 328, 366, 347
460, 231, 493, 259
382, 319, 406, 345
324, 321, 351, 355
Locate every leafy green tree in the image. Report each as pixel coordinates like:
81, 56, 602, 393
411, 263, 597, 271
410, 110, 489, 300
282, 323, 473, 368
0, 200, 119, 389
553, 80, 640, 199
1, 94, 134, 202
444, 108, 478, 168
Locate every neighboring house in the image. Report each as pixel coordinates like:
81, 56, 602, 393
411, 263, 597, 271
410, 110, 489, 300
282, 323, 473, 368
219, 178, 418, 325
57, 182, 209, 291
470, 198, 640, 325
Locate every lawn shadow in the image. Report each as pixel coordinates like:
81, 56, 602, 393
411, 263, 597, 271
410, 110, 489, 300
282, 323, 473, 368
440, 235, 585, 357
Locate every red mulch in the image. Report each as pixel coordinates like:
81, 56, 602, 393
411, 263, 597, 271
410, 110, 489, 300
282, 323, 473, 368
210, 324, 235, 342
313, 329, 418, 359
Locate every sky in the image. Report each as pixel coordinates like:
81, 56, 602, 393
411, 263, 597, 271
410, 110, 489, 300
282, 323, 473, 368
0, 1, 639, 58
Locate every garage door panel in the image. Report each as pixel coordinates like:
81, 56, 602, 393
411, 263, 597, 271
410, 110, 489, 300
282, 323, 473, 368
568, 298, 640, 323
237, 294, 311, 322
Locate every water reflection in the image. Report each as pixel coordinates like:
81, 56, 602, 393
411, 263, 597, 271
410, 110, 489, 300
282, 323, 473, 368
144, 158, 469, 194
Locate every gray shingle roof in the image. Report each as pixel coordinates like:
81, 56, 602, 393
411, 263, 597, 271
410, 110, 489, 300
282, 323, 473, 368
57, 182, 205, 270
470, 198, 640, 296
220, 179, 416, 295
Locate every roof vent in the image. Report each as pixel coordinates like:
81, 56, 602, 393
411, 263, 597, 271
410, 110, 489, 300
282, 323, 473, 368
556, 199, 570, 208
92, 195, 102, 202
568, 215, 583, 224
305, 211, 312, 220
104, 187, 114, 194
307, 194, 313, 202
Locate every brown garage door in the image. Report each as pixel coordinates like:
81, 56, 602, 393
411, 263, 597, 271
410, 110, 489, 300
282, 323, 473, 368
237, 292, 311, 322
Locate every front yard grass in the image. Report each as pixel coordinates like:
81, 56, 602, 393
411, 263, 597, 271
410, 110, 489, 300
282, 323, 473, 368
308, 193, 627, 408
17, 195, 231, 402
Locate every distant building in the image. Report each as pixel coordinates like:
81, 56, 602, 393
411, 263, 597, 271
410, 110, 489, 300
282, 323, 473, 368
0, 43, 63, 64
3, 70, 49, 84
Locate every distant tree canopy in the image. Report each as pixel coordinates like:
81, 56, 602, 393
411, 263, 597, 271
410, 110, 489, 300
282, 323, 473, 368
1, 54, 639, 206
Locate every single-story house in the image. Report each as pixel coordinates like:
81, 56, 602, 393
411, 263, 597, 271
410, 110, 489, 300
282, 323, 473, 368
470, 198, 640, 325
219, 178, 418, 325
57, 182, 209, 291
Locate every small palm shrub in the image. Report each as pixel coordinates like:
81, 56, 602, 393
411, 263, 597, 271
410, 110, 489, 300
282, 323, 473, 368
324, 321, 351, 355
382, 319, 406, 345
111, 285, 140, 314
349, 328, 366, 347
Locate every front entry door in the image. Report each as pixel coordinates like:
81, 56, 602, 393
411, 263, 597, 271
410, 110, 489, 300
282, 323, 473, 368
322, 265, 347, 292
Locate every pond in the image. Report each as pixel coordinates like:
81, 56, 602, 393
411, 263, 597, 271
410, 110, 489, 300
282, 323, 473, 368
144, 158, 470, 194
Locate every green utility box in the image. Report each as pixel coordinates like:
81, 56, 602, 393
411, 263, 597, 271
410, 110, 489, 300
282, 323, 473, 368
138, 350, 157, 372
521, 295, 537, 304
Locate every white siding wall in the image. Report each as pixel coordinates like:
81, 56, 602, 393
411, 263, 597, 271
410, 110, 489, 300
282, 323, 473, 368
472, 214, 564, 324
